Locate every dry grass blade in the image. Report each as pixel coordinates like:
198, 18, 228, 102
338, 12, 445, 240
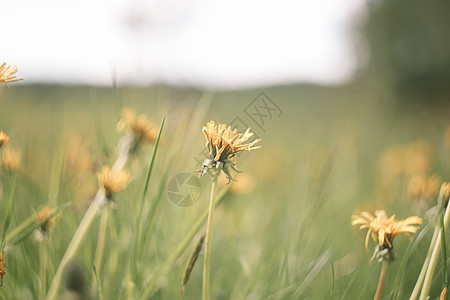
182, 234, 205, 298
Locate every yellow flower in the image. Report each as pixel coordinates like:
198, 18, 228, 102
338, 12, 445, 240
1, 147, 21, 171
408, 174, 440, 202
198, 121, 261, 181
0, 63, 23, 86
97, 166, 131, 198
35, 206, 57, 234
352, 210, 422, 251
117, 108, 158, 145
0, 131, 9, 148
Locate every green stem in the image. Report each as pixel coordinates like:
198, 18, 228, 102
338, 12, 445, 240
410, 226, 440, 300
440, 203, 448, 293
130, 116, 165, 279
39, 241, 47, 300
92, 207, 109, 294
46, 133, 132, 300
140, 185, 231, 299
46, 191, 105, 300
93, 264, 104, 300
1, 173, 17, 249
420, 203, 450, 300
374, 261, 388, 300
202, 171, 219, 300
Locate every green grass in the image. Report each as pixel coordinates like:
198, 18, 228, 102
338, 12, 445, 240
0, 83, 449, 299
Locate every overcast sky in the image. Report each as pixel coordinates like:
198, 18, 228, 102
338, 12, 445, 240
2, 0, 365, 88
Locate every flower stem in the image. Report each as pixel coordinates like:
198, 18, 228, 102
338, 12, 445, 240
92, 207, 109, 294
46, 136, 132, 300
374, 261, 388, 300
39, 241, 47, 300
46, 191, 105, 300
410, 226, 440, 300
140, 185, 231, 299
202, 171, 219, 300
420, 203, 450, 300
440, 203, 448, 293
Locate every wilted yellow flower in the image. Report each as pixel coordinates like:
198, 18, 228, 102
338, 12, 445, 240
198, 121, 261, 181
0, 131, 9, 148
117, 108, 158, 145
35, 206, 57, 234
352, 210, 422, 252
0, 63, 23, 86
408, 174, 440, 202
1, 147, 21, 171
97, 166, 131, 198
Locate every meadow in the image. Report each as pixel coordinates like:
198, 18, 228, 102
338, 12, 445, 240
1, 82, 450, 299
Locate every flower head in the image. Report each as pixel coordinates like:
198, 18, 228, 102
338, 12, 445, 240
0, 63, 23, 86
117, 108, 158, 146
34, 207, 58, 240
97, 166, 131, 198
1, 147, 21, 171
352, 210, 422, 255
0, 131, 9, 148
197, 121, 260, 181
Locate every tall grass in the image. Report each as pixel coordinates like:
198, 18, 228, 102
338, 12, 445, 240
0, 84, 449, 299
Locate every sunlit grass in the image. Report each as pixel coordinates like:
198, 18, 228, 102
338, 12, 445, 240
0, 83, 449, 299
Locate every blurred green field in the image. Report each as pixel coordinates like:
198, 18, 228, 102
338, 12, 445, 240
0, 83, 450, 299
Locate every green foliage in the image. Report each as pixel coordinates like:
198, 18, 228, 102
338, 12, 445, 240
360, 0, 450, 101
0, 84, 449, 299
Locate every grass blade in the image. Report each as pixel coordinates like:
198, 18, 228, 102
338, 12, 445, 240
440, 200, 448, 292
141, 184, 231, 299
1, 174, 17, 248
5, 202, 70, 250
130, 116, 165, 277
93, 264, 104, 300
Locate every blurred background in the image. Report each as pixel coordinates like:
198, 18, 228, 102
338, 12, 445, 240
2, 0, 450, 299
4, 0, 362, 87
3, 0, 449, 101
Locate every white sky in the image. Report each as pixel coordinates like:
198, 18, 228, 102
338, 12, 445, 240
2, 0, 365, 88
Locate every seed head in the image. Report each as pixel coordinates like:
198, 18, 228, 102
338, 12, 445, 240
182, 235, 205, 298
